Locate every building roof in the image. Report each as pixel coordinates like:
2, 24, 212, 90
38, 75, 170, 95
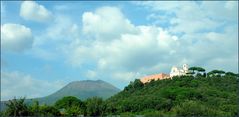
140, 73, 170, 83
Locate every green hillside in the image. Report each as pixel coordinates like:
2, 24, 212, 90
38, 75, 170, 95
105, 74, 239, 116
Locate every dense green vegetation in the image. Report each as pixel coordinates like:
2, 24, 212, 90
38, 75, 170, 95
1, 68, 238, 116
106, 74, 239, 116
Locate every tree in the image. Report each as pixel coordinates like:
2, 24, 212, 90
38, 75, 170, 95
197, 67, 206, 74
124, 79, 144, 91
225, 72, 237, 77
39, 104, 60, 116
133, 79, 144, 89
218, 70, 225, 76
188, 67, 197, 72
29, 100, 40, 116
189, 67, 198, 74
55, 96, 84, 109
54, 96, 85, 116
189, 67, 205, 77
85, 97, 105, 116
210, 70, 225, 77
4, 97, 29, 116
172, 100, 227, 116
207, 71, 214, 77
65, 106, 83, 116
196, 67, 205, 72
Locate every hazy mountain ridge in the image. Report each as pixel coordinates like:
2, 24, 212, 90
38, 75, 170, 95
36, 80, 120, 104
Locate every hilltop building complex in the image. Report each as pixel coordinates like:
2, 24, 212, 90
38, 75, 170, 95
140, 64, 189, 83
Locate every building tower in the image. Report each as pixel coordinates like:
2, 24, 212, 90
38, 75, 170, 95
170, 64, 189, 78
182, 64, 189, 73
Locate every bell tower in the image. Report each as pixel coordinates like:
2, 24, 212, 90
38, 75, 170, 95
182, 64, 189, 72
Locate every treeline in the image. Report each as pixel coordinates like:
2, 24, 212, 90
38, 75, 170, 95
0, 96, 107, 116
1, 68, 238, 116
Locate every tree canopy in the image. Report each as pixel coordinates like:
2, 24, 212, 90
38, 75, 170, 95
4, 97, 29, 116
54, 96, 84, 116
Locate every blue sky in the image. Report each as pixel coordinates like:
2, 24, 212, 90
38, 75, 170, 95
1, 1, 238, 101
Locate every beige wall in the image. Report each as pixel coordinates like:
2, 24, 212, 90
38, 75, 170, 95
140, 73, 170, 83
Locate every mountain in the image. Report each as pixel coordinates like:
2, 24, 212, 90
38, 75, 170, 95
35, 80, 120, 104
1, 80, 120, 111
105, 75, 239, 116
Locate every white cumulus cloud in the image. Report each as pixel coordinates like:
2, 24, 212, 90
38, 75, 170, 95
1, 23, 33, 52
135, 1, 238, 73
82, 6, 138, 41
64, 4, 238, 88
20, 1, 52, 22
69, 26, 179, 70
66, 7, 180, 85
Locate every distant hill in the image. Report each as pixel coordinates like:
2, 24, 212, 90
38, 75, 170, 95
1, 80, 120, 111
35, 80, 120, 104
105, 75, 239, 116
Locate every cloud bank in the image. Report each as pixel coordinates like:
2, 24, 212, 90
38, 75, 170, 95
20, 1, 52, 22
1, 23, 33, 52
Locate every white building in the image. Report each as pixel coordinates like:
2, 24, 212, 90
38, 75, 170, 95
170, 64, 189, 77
